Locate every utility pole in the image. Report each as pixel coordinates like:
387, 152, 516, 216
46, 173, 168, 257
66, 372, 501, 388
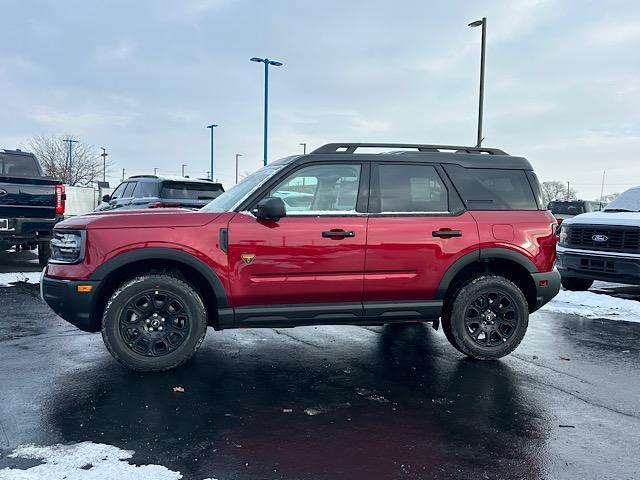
63, 138, 78, 184
299, 143, 307, 154
468, 18, 487, 147
154, 168, 158, 175
100, 147, 108, 182
206, 124, 218, 180
235, 153, 243, 184
567, 181, 570, 200
122, 168, 126, 181
600, 171, 606, 202
182, 164, 187, 177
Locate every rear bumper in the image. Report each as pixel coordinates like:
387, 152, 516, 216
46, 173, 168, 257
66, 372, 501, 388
531, 268, 561, 311
41, 275, 100, 332
557, 248, 640, 285
0, 217, 60, 243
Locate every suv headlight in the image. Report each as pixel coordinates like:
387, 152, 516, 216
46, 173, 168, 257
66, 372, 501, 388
50, 230, 86, 264
558, 225, 569, 245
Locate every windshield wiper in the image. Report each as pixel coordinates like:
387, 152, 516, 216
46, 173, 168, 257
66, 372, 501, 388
604, 208, 636, 212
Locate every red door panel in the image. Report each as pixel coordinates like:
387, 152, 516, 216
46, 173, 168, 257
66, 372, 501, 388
364, 212, 479, 301
228, 212, 367, 307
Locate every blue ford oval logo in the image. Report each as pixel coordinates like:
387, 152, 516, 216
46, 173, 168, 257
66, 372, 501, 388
592, 234, 608, 242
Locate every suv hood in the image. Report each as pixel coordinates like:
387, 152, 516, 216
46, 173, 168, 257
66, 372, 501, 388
562, 210, 640, 227
57, 208, 221, 230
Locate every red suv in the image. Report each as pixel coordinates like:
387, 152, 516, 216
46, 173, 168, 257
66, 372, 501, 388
41, 143, 560, 372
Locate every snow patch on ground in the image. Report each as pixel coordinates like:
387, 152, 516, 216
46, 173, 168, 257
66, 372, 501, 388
0, 272, 41, 288
0, 441, 195, 480
541, 289, 640, 323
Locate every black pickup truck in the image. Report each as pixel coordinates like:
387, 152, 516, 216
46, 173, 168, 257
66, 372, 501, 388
0, 149, 65, 266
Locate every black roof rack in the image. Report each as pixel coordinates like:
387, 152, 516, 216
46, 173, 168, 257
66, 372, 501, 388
311, 143, 508, 155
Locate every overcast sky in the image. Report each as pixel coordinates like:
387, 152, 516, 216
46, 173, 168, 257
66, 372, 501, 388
1, 0, 638, 199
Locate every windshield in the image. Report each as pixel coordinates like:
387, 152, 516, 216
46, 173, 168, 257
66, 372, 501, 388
201, 164, 284, 212
604, 187, 640, 212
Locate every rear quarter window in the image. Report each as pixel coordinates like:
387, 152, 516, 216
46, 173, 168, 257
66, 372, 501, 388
444, 165, 539, 211
160, 181, 224, 201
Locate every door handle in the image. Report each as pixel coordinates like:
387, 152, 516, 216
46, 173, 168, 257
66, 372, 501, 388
432, 229, 463, 238
322, 230, 355, 238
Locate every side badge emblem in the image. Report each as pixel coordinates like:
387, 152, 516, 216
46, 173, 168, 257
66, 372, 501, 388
241, 253, 256, 265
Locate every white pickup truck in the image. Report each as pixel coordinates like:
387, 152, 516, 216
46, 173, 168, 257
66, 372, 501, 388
557, 187, 640, 290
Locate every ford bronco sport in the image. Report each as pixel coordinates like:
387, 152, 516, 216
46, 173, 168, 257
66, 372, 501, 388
41, 143, 560, 372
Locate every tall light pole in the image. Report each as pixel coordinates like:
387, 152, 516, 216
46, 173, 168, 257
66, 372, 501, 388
250, 56, 283, 166
206, 124, 218, 180
235, 153, 242, 184
182, 164, 187, 177
299, 143, 306, 154
100, 147, 108, 182
469, 17, 487, 147
63, 138, 78, 183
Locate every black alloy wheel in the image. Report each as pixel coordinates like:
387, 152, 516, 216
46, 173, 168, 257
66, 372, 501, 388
119, 290, 191, 357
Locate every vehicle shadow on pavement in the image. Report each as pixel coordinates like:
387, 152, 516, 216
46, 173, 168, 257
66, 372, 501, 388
44, 324, 545, 480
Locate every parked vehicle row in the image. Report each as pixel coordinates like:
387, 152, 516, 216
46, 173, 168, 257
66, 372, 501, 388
0, 149, 65, 266
41, 143, 560, 372
557, 187, 640, 290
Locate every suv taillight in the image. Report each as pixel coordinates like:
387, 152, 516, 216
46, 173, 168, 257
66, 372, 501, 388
55, 184, 66, 215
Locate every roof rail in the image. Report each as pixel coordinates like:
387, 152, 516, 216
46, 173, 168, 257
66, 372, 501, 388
128, 175, 159, 179
311, 143, 508, 155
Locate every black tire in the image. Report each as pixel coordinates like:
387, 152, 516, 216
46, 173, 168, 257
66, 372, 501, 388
38, 241, 51, 267
561, 276, 593, 291
101, 274, 207, 372
441, 275, 528, 360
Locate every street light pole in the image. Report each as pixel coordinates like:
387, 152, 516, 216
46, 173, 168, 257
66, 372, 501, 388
235, 153, 243, 184
100, 147, 108, 182
206, 124, 218, 180
469, 17, 487, 147
63, 138, 78, 183
250, 57, 283, 166
299, 143, 306, 154
182, 164, 187, 177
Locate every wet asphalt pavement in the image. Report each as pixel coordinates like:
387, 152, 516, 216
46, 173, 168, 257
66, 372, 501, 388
0, 251, 639, 479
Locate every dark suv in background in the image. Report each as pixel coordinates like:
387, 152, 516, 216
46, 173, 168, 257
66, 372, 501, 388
97, 175, 224, 211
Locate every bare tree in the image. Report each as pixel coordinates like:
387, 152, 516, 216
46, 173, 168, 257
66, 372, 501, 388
541, 181, 578, 205
24, 134, 111, 186
597, 192, 619, 203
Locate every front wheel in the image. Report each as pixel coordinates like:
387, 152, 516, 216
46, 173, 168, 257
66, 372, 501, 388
442, 275, 529, 360
561, 276, 593, 291
101, 274, 207, 372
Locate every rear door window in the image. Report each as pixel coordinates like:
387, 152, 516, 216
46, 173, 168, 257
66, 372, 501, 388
133, 181, 158, 198
377, 164, 448, 213
444, 165, 538, 210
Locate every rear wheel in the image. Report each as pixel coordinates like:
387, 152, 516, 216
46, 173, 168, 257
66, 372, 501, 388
38, 240, 51, 267
101, 274, 207, 372
442, 275, 528, 360
560, 276, 593, 291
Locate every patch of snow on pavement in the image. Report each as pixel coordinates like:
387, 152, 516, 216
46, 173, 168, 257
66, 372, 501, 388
0, 442, 187, 480
0, 272, 41, 288
540, 289, 640, 323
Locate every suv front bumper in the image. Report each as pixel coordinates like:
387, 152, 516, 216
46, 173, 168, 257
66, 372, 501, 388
557, 246, 640, 285
41, 275, 100, 332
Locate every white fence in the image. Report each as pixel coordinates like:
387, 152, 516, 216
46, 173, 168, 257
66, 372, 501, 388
64, 185, 113, 217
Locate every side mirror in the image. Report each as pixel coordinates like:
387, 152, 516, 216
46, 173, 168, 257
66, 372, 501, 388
253, 197, 286, 221
102, 194, 111, 203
